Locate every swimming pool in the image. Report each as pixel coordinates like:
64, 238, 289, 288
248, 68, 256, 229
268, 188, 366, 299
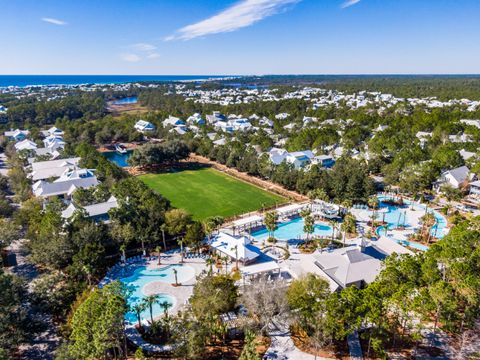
102, 150, 132, 167
119, 264, 195, 323
375, 195, 448, 250
251, 216, 333, 242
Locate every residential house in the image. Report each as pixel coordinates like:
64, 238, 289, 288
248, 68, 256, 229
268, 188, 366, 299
434, 165, 474, 191
186, 113, 205, 126
206, 111, 226, 124
32, 168, 99, 201
4, 129, 29, 142
286, 150, 315, 169
134, 120, 155, 133
163, 116, 185, 128
312, 154, 335, 168
28, 157, 81, 181
61, 196, 118, 223
15, 139, 37, 151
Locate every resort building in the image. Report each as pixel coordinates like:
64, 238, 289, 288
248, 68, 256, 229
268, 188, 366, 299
208, 232, 261, 265
314, 237, 412, 291
61, 196, 118, 223
134, 120, 155, 133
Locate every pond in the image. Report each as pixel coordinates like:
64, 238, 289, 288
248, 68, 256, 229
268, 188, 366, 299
112, 96, 138, 105
102, 150, 133, 167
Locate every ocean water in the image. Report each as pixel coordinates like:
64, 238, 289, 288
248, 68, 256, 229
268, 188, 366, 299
0, 75, 232, 87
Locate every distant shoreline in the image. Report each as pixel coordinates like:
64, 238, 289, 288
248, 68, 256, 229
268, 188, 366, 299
0, 75, 238, 88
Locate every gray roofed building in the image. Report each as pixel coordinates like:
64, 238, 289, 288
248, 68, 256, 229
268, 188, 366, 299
29, 157, 81, 181
32, 176, 99, 198
314, 237, 412, 290
61, 196, 118, 222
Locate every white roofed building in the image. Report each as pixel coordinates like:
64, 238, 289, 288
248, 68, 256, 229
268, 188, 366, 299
208, 232, 261, 265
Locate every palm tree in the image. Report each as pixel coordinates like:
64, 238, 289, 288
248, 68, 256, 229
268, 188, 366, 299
156, 245, 162, 265
300, 209, 314, 243
160, 300, 172, 319
120, 244, 126, 263
231, 245, 239, 270
143, 295, 159, 324
173, 268, 179, 286
223, 256, 229, 275
178, 239, 184, 263
264, 211, 278, 240
160, 224, 167, 251
368, 196, 379, 228
206, 257, 215, 275
132, 302, 147, 329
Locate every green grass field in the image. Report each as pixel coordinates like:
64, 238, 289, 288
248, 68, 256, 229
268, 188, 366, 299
139, 167, 286, 220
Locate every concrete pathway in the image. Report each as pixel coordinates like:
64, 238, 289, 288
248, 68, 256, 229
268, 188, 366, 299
263, 321, 331, 360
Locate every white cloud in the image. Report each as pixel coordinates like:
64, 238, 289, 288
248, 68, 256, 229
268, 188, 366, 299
146, 53, 161, 59
131, 43, 157, 52
166, 0, 300, 41
341, 0, 361, 9
41, 17, 67, 25
120, 53, 141, 62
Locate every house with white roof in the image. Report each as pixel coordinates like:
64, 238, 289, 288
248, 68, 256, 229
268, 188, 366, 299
163, 116, 185, 128
459, 149, 476, 162
5, 129, 30, 142
41, 126, 64, 137
460, 119, 480, 129
134, 120, 155, 133
208, 232, 260, 265
311, 154, 335, 168
434, 165, 474, 192
61, 196, 118, 223
266, 148, 289, 165
32, 168, 99, 201
15, 139, 37, 151
286, 150, 315, 169
43, 134, 65, 150
28, 157, 81, 181
206, 111, 226, 124
416, 131, 433, 149
186, 113, 205, 126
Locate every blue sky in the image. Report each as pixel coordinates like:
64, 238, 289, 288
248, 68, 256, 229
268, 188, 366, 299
1, 0, 480, 75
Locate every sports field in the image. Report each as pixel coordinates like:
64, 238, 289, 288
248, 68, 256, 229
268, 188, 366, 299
139, 167, 286, 220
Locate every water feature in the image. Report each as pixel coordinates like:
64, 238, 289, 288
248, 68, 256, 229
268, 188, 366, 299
102, 150, 133, 167
374, 195, 448, 250
112, 96, 138, 105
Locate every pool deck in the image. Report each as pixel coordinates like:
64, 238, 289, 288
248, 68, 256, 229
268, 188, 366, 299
101, 251, 207, 354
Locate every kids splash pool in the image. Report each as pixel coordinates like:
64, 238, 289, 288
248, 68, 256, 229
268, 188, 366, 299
251, 216, 333, 242
119, 264, 195, 323
375, 195, 448, 250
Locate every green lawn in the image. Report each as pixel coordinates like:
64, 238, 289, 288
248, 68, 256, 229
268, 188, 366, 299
139, 168, 286, 220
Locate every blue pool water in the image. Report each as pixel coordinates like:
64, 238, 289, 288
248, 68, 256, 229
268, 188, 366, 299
112, 96, 138, 105
251, 216, 333, 241
102, 150, 132, 167
375, 195, 448, 250
119, 264, 195, 323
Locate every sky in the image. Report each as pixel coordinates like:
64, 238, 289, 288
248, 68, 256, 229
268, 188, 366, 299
1, 0, 480, 75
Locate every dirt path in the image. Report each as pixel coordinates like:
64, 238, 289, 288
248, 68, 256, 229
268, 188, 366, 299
188, 154, 309, 202
7, 239, 59, 360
